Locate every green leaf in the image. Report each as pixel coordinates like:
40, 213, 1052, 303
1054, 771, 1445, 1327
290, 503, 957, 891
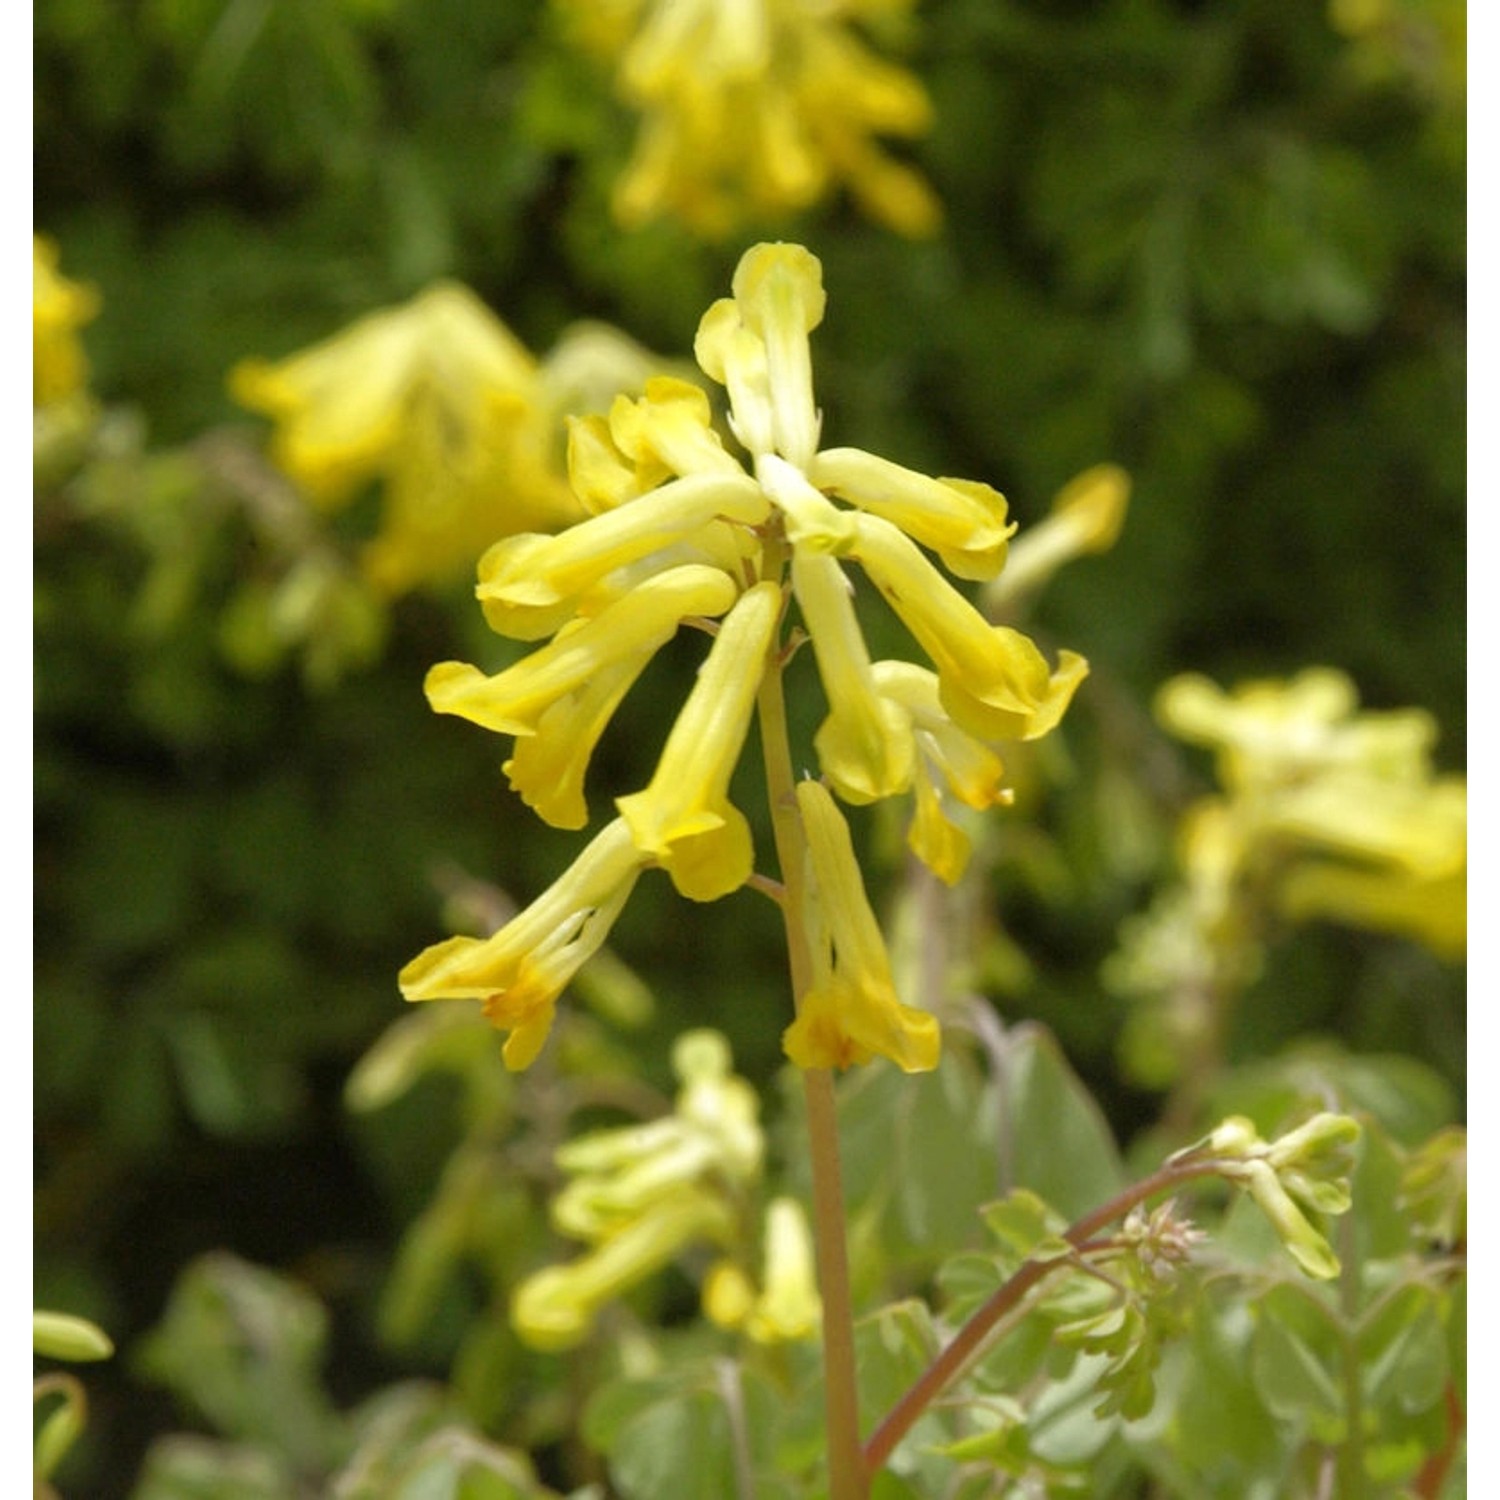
1359, 1283, 1447, 1416
1250, 1286, 1344, 1443
583, 1359, 788, 1500
1000, 1025, 1125, 1220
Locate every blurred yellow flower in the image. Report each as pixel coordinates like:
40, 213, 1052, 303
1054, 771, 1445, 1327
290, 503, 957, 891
231, 283, 665, 595
511, 1030, 767, 1350
1157, 667, 1466, 958
555, 0, 942, 237
33, 236, 99, 408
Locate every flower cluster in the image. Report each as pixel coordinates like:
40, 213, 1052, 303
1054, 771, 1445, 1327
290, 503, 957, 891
554, 0, 942, 238
512, 1030, 818, 1350
401, 242, 1086, 1074
232, 283, 666, 596
1106, 666, 1464, 1084
1157, 667, 1467, 958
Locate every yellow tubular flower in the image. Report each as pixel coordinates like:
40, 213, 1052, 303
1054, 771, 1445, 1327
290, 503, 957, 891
399, 819, 649, 1069
846, 511, 1090, 740
782, 780, 940, 1072
872, 659, 1012, 884
809, 449, 1016, 582
984, 463, 1130, 611
745, 1197, 822, 1343
425, 563, 738, 736
33, 236, 100, 407
474, 470, 766, 640
792, 550, 914, 805
513, 1192, 739, 1351
616, 581, 782, 901
731, 243, 825, 470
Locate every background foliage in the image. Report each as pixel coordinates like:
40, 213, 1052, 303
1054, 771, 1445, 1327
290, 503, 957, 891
35, 0, 1464, 1494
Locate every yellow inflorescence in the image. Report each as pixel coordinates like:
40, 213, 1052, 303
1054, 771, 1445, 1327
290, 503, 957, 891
555, 0, 942, 238
1156, 666, 1467, 959
511, 1029, 820, 1351
231, 285, 666, 595
401, 243, 1087, 1073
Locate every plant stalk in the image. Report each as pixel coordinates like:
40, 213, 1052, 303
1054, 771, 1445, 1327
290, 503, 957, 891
863, 1158, 1224, 1475
755, 587, 867, 1500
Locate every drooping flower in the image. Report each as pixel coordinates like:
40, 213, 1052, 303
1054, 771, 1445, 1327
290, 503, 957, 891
782, 779, 941, 1072
554, 0, 942, 238
616, 581, 783, 901
399, 819, 650, 1069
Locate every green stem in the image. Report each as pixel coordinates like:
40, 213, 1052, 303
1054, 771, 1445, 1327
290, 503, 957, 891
863, 1158, 1224, 1476
754, 579, 866, 1500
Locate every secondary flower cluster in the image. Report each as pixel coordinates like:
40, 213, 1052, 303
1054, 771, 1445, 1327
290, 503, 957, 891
401, 242, 1087, 1073
554, 0, 942, 238
513, 1030, 819, 1351
1157, 667, 1467, 958
232, 283, 666, 596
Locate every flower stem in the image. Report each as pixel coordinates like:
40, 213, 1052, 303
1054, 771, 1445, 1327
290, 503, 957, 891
862, 1158, 1223, 1475
755, 581, 867, 1500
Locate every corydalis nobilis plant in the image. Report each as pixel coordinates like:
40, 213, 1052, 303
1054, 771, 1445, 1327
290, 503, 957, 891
553, 0, 942, 238
231, 284, 667, 597
400, 242, 1087, 1073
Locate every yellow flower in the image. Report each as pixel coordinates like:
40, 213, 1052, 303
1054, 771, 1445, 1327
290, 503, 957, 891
782, 780, 940, 1072
707, 1196, 821, 1344
555, 0, 941, 238
231, 283, 670, 594
984, 463, 1130, 612
792, 550, 915, 805
511, 1029, 764, 1349
1155, 668, 1467, 960
425, 563, 738, 738
33, 236, 99, 408
399, 819, 649, 1069
473, 466, 766, 640
617, 581, 782, 900
872, 659, 1012, 884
